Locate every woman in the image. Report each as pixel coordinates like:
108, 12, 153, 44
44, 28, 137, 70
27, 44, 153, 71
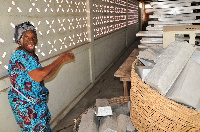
8, 21, 75, 132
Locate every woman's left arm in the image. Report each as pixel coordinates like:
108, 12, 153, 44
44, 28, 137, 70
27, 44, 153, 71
43, 58, 74, 80
28, 51, 75, 82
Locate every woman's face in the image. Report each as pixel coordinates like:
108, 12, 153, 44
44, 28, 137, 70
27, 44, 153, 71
19, 30, 37, 55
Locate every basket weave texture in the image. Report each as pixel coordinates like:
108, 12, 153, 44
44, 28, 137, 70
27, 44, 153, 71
73, 96, 130, 132
130, 59, 200, 132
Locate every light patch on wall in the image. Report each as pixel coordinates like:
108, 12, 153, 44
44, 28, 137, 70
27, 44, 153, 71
30, 21, 35, 26
36, 8, 40, 12
47, 30, 50, 34
38, 21, 41, 25
52, 29, 55, 33
4, 65, 8, 70
41, 52, 45, 56
0, 38, 4, 43
8, 7, 12, 12
32, 3, 35, 6
2, 52, 6, 58
40, 43, 43, 47
17, 7, 22, 12
12, 1, 15, 5
10, 22, 15, 28
46, 20, 50, 25
29, 8, 32, 12
39, 31, 43, 35
48, 50, 51, 54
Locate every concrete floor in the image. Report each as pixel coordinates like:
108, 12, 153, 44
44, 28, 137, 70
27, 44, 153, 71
52, 38, 140, 132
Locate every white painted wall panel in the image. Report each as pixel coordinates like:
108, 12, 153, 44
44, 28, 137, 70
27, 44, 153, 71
94, 30, 126, 78
0, 92, 21, 132
46, 48, 91, 120
127, 24, 139, 46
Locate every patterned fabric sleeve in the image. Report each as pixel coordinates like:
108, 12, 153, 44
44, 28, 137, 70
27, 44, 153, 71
18, 50, 41, 72
9, 50, 41, 74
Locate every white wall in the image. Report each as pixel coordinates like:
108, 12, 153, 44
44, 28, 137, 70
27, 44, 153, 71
94, 30, 126, 78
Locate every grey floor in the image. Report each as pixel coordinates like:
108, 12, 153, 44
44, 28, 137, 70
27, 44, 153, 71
52, 38, 140, 132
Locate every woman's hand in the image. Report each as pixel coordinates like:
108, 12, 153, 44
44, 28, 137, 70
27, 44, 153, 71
29, 51, 75, 82
60, 51, 75, 62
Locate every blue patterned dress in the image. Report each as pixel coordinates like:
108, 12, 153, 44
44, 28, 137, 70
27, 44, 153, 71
8, 50, 51, 132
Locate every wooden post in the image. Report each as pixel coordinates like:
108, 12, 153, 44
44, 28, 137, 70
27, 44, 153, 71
123, 81, 128, 96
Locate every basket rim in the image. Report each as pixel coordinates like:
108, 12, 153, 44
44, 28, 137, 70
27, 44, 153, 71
73, 96, 130, 132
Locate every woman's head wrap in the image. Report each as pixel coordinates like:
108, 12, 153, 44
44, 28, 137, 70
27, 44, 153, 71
14, 21, 36, 43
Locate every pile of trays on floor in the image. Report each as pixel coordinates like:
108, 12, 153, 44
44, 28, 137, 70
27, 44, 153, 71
130, 41, 200, 131
73, 96, 137, 132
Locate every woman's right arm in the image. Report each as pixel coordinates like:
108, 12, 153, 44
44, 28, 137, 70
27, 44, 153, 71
28, 51, 75, 82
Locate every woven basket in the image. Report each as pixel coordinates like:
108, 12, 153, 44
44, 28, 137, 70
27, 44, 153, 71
130, 59, 200, 132
73, 96, 130, 132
